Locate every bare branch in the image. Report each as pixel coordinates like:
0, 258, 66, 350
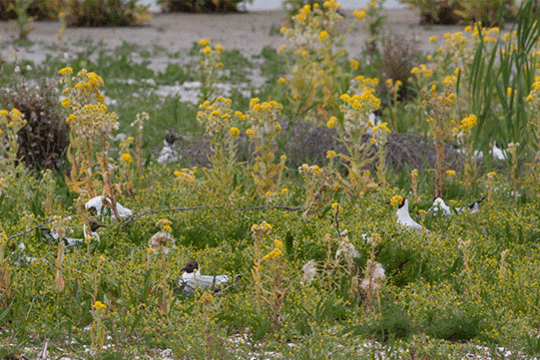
7, 219, 55, 241
119, 204, 302, 227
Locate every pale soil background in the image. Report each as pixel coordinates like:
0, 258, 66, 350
0, 9, 464, 68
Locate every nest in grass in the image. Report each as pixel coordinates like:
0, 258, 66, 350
164, 119, 465, 173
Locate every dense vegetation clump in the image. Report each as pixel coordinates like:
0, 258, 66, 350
2, 1, 540, 359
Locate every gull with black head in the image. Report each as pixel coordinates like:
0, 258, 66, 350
178, 260, 230, 295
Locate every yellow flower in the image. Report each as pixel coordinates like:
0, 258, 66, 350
446, 170, 456, 176
319, 31, 329, 40
58, 67, 73, 75
163, 225, 172, 233
390, 195, 403, 206
429, 35, 437, 43
121, 153, 132, 164
412, 169, 418, 178
61, 98, 72, 108
326, 150, 336, 158
94, 301, 107, 310
370, 138, 376, 144
354, 9, 366, 20
200, 291, 214, 305
280, 27, 287, 33
326, 116, 337, 129
174, 170, 181, 176
281, 188, 288, 195
246, 128, 256, 137
9, 108, 21, 121
230, 127, 240, 136
147, 248, 154, 254
215, 45, 224, 51
198, 38, 210, 46
350, 59, 359, 70
201, 46, 212, 54
262, 248, 283, 261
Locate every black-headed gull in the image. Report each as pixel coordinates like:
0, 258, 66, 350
178, 260, 229, 295
43, 220, 106, 248
85, 196, 132, 219
157, 133, 180, 164
395, 198, 430, 233
456, 196, 485, 215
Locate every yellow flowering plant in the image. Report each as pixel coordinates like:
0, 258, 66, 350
197, 38, 224, 102
452, 113, 478, 189
280, 0, 366, 120
197, 97, 242, 198
420, 77, 458, 198
526, 73, 540, 190
329, 84, 387, 193
59, 68, 123, 218
0, 108, 27, 170
298, 163, 344, 217
250, 221, 287, 331
245, 98, 286, 197
118, 136, 135, 197
91, 300, 107, 354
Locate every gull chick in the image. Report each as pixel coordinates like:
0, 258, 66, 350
394, 197, 430, 234
178, 260, 229, 295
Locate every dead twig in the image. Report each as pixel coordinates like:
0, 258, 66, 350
7, 219, 55, 241
119, 205, 302, 227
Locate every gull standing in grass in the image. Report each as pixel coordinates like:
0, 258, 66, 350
390, 196, 430, 234
179, 260, 229, 295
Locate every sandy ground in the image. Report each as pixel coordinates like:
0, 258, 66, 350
0, 9, 464, 66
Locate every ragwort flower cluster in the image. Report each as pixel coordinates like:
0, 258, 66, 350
59, 67, 120, 204
245, 98, 286, 196
280, 0, 366, 119
0, 108, 26, 168
60, 68, 119, 141
327, 84, 385, 192
197, 97, 241, 195
197, 38, 224, 102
